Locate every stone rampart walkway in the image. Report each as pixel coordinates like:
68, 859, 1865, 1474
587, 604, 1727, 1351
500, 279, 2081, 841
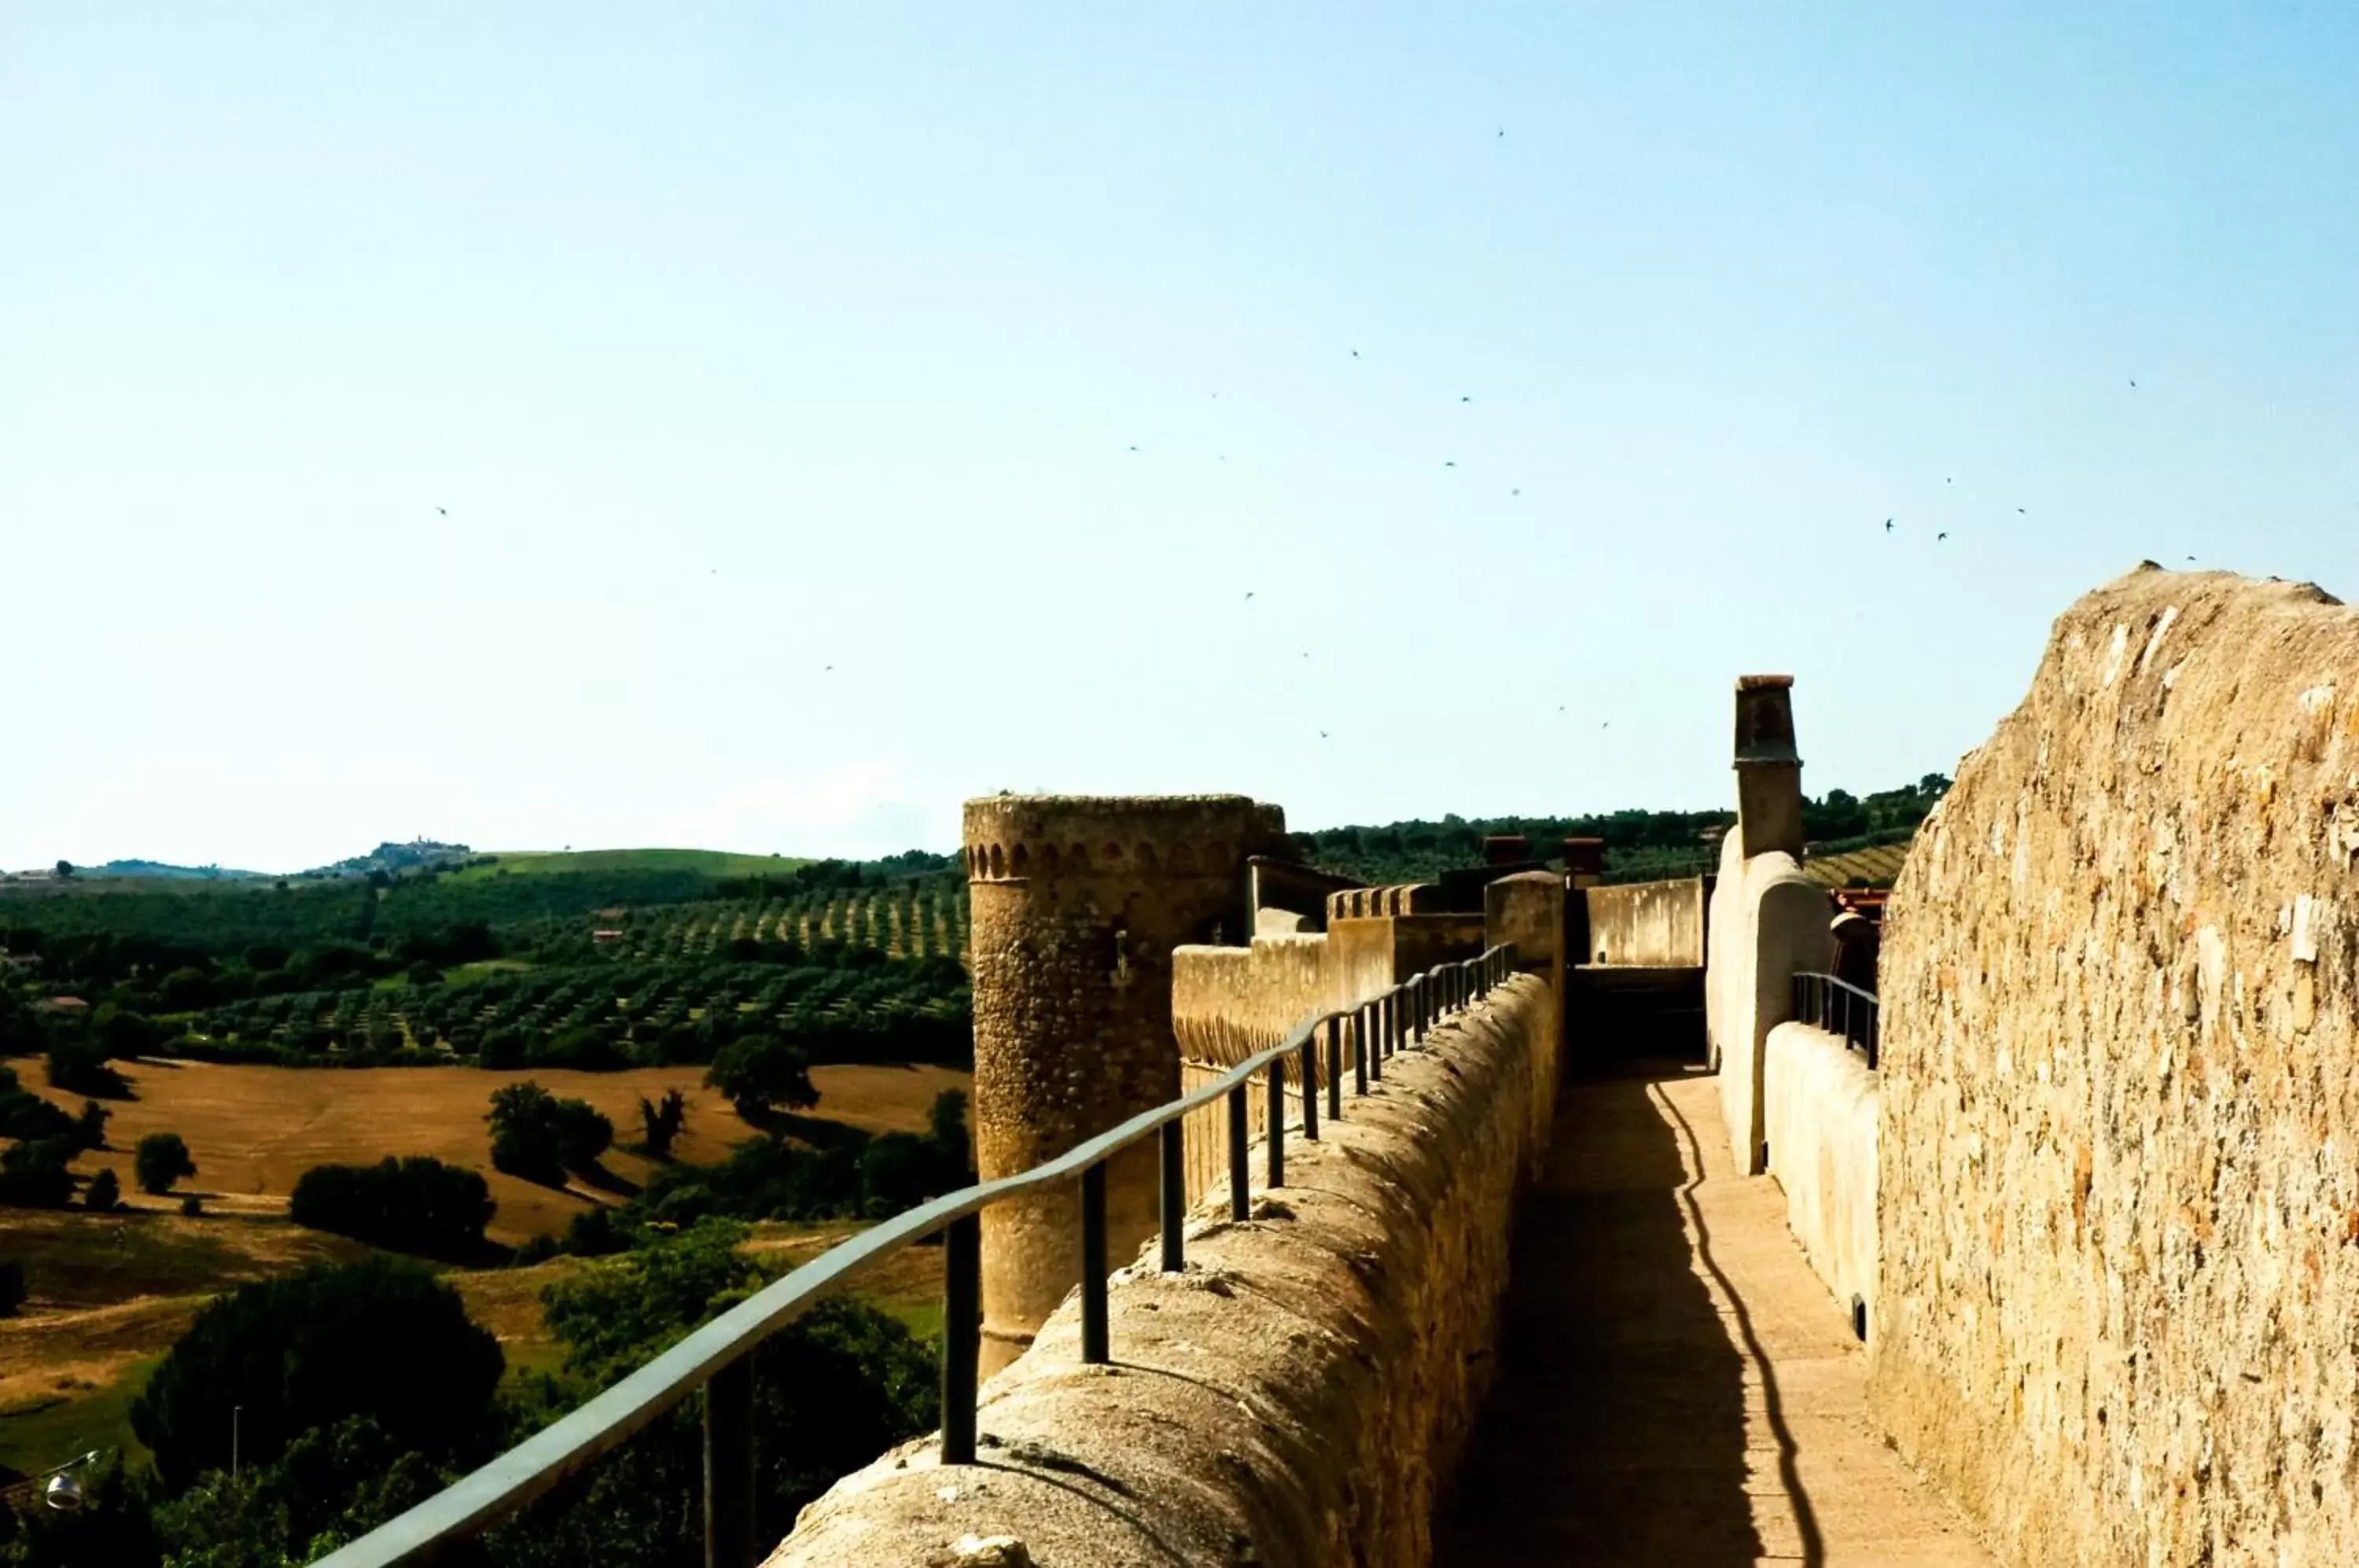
1433, 1062, 1992, 1567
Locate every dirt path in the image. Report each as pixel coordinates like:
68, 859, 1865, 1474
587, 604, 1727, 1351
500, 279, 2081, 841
1433, 1062, 1991, 1568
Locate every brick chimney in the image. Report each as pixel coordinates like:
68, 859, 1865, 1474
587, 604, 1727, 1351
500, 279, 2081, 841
1562, 837, 1606, 889
1483, 834, 1530, 867
1733, 675, 1804, 859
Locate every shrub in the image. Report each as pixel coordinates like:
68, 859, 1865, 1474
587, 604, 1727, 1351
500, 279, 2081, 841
136, 1131, 197, 1194
131, 1257, 504, 1489
513, 1233, 561, 1265
0, 1257, 24, 1316
487, 1082, 612, 1185
562, 1204, 632, 1257
0, 1137, 75, 1207
291, 1156, 495, 1259
0, 1066, 79, 1144
76, 1098, 111, 1149
85, 1167, 121, 1212
46, 1038, 130, 1098
180, 1193, 204, 1217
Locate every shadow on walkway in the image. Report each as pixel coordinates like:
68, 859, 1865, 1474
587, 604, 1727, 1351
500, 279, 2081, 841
1433, 1060, 1767, 1567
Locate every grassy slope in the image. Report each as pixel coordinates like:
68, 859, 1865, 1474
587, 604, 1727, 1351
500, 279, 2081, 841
0, 1216, 941, 1478
448, 850, 811, 882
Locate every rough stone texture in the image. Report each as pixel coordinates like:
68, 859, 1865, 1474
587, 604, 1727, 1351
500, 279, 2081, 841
1765, 1021, 1879, 1334
1872, 567, 2359, 1567
1169, 936, 1391, 1069
1706, 828, 1834, 1174
964, 795, 1283, 1373
764, 977, 1561, 1568
1168, 933, 1396, 1198
1584, 876, 1709, 966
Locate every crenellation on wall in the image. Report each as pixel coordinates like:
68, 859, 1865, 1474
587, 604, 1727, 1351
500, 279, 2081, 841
964, 793, 1279, 1375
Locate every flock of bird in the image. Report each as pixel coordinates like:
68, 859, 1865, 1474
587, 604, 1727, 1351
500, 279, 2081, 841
425, 167, 2201, 742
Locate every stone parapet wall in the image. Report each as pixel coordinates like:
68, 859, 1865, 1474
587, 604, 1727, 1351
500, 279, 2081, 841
1171, 932, 1397, 1200
1706, 831, 1833, 1174
1871, 568, 2359, 1566
765, 976, 1561, 1568
1764, 1021, 1879, 1333
1584, 875, 1708, 966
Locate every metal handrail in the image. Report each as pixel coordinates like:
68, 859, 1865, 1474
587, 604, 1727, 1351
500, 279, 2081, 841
1791, 970, 1879, 1069
315, 942, 1522, 1568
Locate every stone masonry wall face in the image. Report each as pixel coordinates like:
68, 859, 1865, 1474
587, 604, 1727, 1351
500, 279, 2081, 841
766, 977, 1560, 1568
965, 796, 1273, 1367
1872, 569, 2359, 1566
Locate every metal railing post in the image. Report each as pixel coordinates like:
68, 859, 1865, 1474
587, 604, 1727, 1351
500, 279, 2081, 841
1227, 1083, 1249, 1221
704, 1358, 755, 1568
1266, 1057, 1286, 1188
1325, 1016, 1342, 1123
1352, 1005, 1369, 1096
1371, 996, 1386, 1080
1080, 1161, 1110, 1364
940, 1213, 981, 1464
1158, 1121, 1184, 1272
1299, 1032, 1319, 1142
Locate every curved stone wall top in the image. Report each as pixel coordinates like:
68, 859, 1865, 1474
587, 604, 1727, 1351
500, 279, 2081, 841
962, 793, 1276, 884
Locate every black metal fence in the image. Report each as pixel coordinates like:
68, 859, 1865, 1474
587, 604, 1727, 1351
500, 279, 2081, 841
313, 944, 1522, 1568
1790, 970, 1879, 1068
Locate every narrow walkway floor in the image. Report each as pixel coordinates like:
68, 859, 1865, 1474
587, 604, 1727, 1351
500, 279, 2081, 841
1433, 1062, 1992, 1568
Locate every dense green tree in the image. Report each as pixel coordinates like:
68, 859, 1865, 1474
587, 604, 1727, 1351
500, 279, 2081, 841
135, 1132, 197, 1194
0, 1139, 75, 1208
130, 1257, 504, 1489
0, 1257, 24, 1316
85, 1167, 121, 1212
290, 1157, 495, 1259
495, 1221, 936, 1567
704, 1034, 818, 1120
487, 1082, 612, 1185
46, 1040, 129, 1099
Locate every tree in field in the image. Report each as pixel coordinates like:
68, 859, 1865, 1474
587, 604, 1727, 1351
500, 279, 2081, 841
85, 1167, 121, 1212
0, 1138, 75, 1207
130, 1257, 504, 1489
76, 1098, 110, 1149
136, 1131, 197, 1194
929, 1088, 971, 1183
497, 1220, 936, 1563
53, 859, 73, 879
705, 1033, 819, 1121
0, 1257, 24, 1316
291, 1156, 495, 1259
487, 1081, 612, 1185
638, 1088, 687, 1158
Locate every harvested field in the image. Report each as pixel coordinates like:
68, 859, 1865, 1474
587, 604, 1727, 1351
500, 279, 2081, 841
25, 1058, 971, 1242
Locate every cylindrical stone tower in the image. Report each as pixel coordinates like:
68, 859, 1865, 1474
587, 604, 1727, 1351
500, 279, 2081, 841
963, 793, 1283, 1374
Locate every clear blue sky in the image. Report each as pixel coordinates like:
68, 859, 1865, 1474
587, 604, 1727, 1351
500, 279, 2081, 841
6, 6, 2355, 871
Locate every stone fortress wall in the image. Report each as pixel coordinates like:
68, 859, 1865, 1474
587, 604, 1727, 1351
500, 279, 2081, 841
962, 793, 1292, 1374
1872, 568, 2359, 1566
769, 878, 1565, 1568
